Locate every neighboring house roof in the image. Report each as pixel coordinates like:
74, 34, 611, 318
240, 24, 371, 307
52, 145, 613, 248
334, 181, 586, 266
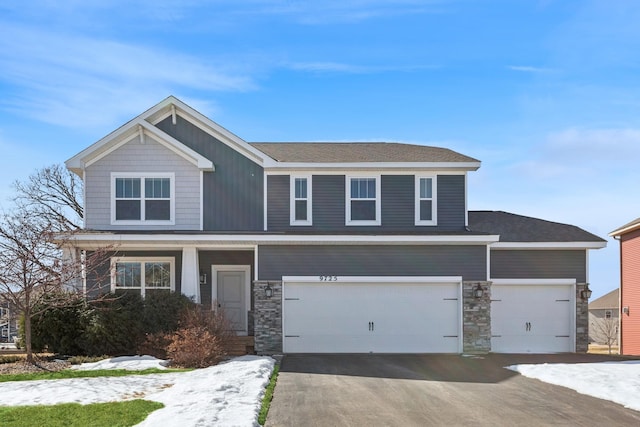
589, 288, 619, 310
610, 217, 640, 237
468, 211, 607, 246
250, 142, 479, 164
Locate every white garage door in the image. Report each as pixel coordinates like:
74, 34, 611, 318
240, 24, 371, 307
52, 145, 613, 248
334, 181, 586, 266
491, 280, 575, 353
282, 277, 462, 353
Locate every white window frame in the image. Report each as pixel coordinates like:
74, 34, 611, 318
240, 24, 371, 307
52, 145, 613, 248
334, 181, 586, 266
111, 172, 175, 225
290, 175, 312, 226
110, 257, 175, 298
346, 174, 381, 226
415, 175, 438, 226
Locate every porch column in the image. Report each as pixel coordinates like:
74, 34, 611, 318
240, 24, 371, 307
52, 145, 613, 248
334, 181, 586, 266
181, 247, 201, 303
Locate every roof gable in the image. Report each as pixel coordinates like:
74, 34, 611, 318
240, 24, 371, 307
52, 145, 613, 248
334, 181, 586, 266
66, 96, 269, 176
589, 288, 619, 310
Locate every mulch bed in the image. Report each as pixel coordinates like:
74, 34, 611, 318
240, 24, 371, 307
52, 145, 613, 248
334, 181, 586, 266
0, 360, 71, 375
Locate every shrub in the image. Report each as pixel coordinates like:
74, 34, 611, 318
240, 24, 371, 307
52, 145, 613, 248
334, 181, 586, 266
0, 355, 22, 364
166, 306, 233, 368
82, 292, 146, 356
30, 295, 86, 355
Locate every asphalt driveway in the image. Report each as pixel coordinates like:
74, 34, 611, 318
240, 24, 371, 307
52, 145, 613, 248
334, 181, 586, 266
266, 353, 640, 427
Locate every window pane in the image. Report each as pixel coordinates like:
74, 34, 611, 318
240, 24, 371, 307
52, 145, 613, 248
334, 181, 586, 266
351, 200, 376, 220
420, 200, 433, 221
116, 262, 141, 288
145, 178, 170, 199
295, 200, 307, 221
351, 178, 375, 199
116, 200, 141, 220
420, 178, 432, 199
145, 200, 170, 220
116, 178, 140, 198
351, 178, 359, 198
295, 178, 307, 199
145, 262, 171, 288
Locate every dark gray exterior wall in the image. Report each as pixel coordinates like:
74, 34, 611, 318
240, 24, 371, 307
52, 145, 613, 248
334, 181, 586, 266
258, 245, 486, 281
198, 250, 255, 309
86, 250, 183, 297
491, 250, 587, 282
156, 116, 263, 231
267, 174, 467, 232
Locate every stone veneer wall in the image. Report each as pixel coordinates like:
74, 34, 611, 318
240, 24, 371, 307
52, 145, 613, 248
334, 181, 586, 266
463, 281, 491, 353
253, 281, 282, 354
576, 283, 589, 353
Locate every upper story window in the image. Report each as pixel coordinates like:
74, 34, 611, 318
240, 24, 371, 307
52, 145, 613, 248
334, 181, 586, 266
111, 257, 175, 297
290, 175, 312, 226
346, 176, 381, 226
415, 175, 437, 226
111, 173, 175, 225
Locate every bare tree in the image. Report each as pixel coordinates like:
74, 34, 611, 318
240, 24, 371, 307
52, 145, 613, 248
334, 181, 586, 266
0, 212, 110, 363
13, 164, 83, 232
590, 315, 619, 355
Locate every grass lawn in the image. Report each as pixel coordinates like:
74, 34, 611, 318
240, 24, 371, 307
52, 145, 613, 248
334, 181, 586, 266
0, 367, 189, 383
0, 399, 163, 427
258, 363, 280, 425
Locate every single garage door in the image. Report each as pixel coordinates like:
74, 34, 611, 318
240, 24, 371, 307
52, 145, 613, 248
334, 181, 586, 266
282, 276, 462, 353
491, 280, 575, 353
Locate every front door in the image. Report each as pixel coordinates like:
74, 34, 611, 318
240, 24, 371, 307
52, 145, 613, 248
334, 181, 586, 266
213, 265, 250, 334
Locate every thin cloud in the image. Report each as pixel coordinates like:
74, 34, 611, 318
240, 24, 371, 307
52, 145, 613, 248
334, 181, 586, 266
508, 65, 556, 73
0, 22, 256, 128
288, 62, 439, 74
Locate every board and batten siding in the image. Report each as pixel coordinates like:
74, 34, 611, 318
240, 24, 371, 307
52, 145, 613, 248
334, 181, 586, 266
85, 135, 200, 230
266, 174, 467, 232
621, 229, 640, 355
258, 245, 486, 281
156, 116, 263, 231
490, 250, 587, 282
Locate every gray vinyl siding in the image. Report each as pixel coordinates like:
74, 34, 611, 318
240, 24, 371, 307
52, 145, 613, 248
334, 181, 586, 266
491, 250, 587, 282
267, 174, 466, 232
258, 245, 486, 281
86, 250, 182, 297
156, 116, 263, 231
437, 175, 466, 230
85, 135, 200, 230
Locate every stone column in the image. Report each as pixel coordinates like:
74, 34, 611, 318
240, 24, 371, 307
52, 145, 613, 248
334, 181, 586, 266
181, 247, 201, 303
463, 281, 492, 353
576, 283, 589, 353
253, 281, 282, 354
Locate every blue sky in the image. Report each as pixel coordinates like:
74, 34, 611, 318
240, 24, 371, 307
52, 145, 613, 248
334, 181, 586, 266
1, 0, 639, 298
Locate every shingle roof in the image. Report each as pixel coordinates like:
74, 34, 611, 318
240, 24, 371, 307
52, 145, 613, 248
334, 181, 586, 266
589, 289, 619, 310
249, 142, 479, 163
610, 217, 640, 237
468, 211, 606, 243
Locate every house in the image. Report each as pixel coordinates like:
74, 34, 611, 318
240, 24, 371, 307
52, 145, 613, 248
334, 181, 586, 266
610, 218, 640, 355
0, 299, 18, 344
588, 289, 619, 346
64, 96, 606, 355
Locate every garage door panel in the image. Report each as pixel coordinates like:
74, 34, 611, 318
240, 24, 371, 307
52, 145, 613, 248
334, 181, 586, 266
492, 283, 574, 353
283, 281, 461, 353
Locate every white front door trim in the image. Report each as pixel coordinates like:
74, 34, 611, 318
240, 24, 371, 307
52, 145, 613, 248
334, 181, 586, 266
212, 264, 251, 335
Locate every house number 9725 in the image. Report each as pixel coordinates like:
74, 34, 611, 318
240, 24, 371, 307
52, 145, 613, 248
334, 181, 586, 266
319, 275, 338, 281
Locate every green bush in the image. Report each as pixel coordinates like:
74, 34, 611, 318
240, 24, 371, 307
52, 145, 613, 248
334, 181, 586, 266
29, 291, 196, 357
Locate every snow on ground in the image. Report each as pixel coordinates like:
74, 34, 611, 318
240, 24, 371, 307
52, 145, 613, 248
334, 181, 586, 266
508, 361, 640, 412
71, 355, 169, 371
1, 355, 275, 427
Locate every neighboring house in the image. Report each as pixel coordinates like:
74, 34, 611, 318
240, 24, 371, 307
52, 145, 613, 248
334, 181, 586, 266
610, 218, 640, 355
588, 289, 619, 346
64, 96, 606, 355
0, 299, 18, 344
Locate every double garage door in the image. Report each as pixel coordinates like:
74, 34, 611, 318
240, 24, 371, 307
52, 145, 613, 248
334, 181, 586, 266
491, 280, 575, 353
282, 277, 462, 353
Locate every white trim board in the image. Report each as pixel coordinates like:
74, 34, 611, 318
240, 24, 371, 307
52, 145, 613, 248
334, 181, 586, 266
491, 242, 606, 250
